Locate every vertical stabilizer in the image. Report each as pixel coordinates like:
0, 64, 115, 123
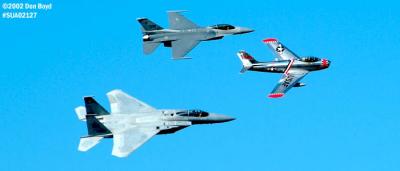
77, 97, 111, 152
85, 115, 111, 136
84, 97, 109, 115
137, 18, 163, 31
236, 51, 259, 73
78, 115, 112, 152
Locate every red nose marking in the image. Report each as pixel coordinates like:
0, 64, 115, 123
268, 93, 284, 98
322, 59, 329, 67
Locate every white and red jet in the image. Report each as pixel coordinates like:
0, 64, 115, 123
237, 38, 331, 98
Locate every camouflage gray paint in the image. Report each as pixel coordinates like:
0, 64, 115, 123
75, 89, 234, 157
138, 11, 253, 59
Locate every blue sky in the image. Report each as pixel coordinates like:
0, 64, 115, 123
1, 0, 400, 170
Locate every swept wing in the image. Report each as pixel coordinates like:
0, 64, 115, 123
263, 38, 300, 60
107, 89, 156, 114
168, 11, 199, 29
269, 69, 308, 98
112, 128, 159, 157
171, 39, 201, 58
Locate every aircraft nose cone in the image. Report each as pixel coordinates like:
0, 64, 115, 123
242, 28, 254, 33
214, 114, 236, 123
322, 59, 331, 68
235, 27, 254, 34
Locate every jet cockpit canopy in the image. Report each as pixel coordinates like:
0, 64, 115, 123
177, 110, 209, 117
300, 56, 320, 62
210, 24, 236, 30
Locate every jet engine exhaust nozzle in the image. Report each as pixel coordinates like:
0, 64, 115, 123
142, 35, 151, 41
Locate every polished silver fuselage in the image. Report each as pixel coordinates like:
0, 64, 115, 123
249, 59, 329, 73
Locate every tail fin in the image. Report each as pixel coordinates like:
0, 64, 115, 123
143, 42, 161, 54
236, 51, 259, 73
137, 18, 163, 54
78, 97, 111, 152
85, 114, 112, 136
137, 18, 163, 32
78, 115, 112, 152
84, 97, 109, 115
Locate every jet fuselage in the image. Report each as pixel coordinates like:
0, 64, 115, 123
96, 109, 234, 137
143, 26, 252, 44
249, 58, 331, 73
77, 90, 234, 157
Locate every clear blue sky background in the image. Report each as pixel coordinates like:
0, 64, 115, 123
1, 0, 400, 170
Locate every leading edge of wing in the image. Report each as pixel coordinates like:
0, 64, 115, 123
167, 11, 199, 30
262, 38, 300, 60
106, 89, 156, 114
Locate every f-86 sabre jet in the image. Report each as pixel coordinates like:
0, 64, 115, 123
237, 38, 331, 98
75, 89, 235, 157
137, 10, 253, 59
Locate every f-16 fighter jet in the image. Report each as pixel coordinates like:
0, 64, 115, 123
137, 10, 253, 59
75, 89, 235, 157
237, 38, 331, 98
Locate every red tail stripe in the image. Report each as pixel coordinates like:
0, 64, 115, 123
241, 53, 253, 60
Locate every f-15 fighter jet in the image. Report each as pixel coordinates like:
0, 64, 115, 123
75, 89, 235, 157
137, 11, 253, 59
237, 38, 331, 98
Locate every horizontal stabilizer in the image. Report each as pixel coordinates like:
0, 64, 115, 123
78, 136, 104, 152
75, 106, 86, 121
240, 67, 248, 73
143, 42, 161, 54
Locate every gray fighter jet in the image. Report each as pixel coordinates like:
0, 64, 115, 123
137, 11, 253, 59
237, 38, 331, 98
75, 89, 235, 157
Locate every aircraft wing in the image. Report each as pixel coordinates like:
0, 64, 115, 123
112, 128, 159, 157
268, 69, 308, 98
168, 11, 199, 30
263, 38, 300, 60
143, 42, 161, 54
106, 89, 156, 114
171, 39, 201, 58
